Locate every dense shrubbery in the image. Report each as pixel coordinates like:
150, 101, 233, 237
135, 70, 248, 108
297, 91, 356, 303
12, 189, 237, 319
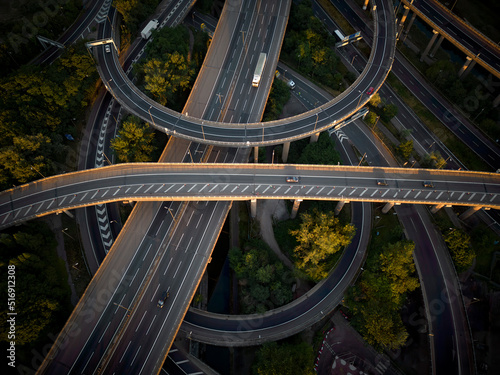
0, 41, 97, 189
133, 25, 209, 111
346, 239, 420, 350
0, 222, 71, 346
281, 0, 342, 88
229, 240, 294, 314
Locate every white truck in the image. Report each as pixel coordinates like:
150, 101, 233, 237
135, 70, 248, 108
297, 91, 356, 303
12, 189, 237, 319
141, 19, 159, 40
252, 53, 267, 87
274, 70, 295, 90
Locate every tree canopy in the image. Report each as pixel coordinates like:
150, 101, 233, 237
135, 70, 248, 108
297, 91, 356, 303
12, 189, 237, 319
0, 222, 71, 346
444, 229, 475, 272
111, 116, 156, 163
346, 240, 419, 350
229, 241, 294, 313
290, 209, 355, 281
253, 341, 315, 375
0, 42, 97, 189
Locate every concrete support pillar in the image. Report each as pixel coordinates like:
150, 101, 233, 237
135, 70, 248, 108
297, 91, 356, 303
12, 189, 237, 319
459, 206, 481, 221
362, 0, 369, 10
334, 200, 349, 216
420, 30, 439, 62
430, 34, 445, 58
493, 92, 500, 108
405, 12, 417, 34
253, 147, 259, 163
250, 199, 257, 218
381, 202, 395, 214
57, 210, 74, 218
282, 142, 290, 163
459, 57, 477, 79
290, 199, 303, 219
430, 204, 445, 214
310, 132, 320, 143
397, 6, 411, 38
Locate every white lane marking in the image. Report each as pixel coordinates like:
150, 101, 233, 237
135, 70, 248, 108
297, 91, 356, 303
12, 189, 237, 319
143, 243, 153, 261
80, 192, 88, 201
188, 184, 197, 193
164, 258, 172, 276
231, 186, 238, 193
241, 186, 249, 193
136, 312, 147, 332
317, 187, 325, 195
327, 188, 335, 195
185, 237, 193, 253
175, 185, 185, 193
164, 185, 174, 193
120, 341, 132, 363
98, 321, 111, 343
196, 215, 203, 228
130, 346, 142, 366
468, 193, 476, 201
145, 315, 156, 335
134, 185, 142, 194
436, 192, 443, 200
425, 192, 432, 199
209, 184, 218, 193
154, 185, 164, 193
173, 262, 182, 279
113, 188, 121, 196
198, 184, 208, 193
458, 192, 465, 200
349, 188, 357, 196
381, 189, 390, 197
415, 191, 421, 198
404, 190, 412, 198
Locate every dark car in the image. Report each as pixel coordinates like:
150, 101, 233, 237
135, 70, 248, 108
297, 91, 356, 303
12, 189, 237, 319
377, 179, 388, 186
423, 181, 434, 188
366, 87, 374, 95
157, 290, 169, 308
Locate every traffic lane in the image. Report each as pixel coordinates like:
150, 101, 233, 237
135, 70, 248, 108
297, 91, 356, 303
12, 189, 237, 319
391, 59, 500, 168
414, 0, 500, 67
70, 203, 179, 373
399, 204, 460, 374
39, 201, 173, 374
112, 201, 232, 374
332, 0, 500, 169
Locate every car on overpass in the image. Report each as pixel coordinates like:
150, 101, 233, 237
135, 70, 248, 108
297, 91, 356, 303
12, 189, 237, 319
157, 290, 169, 308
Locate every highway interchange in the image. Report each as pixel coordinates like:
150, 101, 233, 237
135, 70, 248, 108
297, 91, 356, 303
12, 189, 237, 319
17, 0, 499, 374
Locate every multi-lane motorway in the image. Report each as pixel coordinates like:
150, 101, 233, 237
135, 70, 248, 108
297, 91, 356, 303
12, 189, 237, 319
24, 0, 496, 374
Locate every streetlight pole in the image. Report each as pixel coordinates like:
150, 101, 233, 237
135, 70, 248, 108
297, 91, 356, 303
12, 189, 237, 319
356, 90, 363, 109
31, 165, 45, 178
148, 106, 156, 127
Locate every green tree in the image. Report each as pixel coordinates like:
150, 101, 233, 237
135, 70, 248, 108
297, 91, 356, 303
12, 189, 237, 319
253, 341, 315, 375
379, 241, 420, 302
397, 139, 413, 160
369, 93, 381, 107
364, 111, 378, 125
297, 132, 341, 165
291, 209, 355, 281
381, 103, 398, 121
111, 116, 155, 162
444, 229, 475, 271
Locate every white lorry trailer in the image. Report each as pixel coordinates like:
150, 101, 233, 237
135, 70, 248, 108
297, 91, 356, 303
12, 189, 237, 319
252, 53, 267, 87
141, 19, 159, 40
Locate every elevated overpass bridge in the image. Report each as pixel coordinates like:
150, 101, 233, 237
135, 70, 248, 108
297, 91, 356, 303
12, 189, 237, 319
2, 163, 499, 230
